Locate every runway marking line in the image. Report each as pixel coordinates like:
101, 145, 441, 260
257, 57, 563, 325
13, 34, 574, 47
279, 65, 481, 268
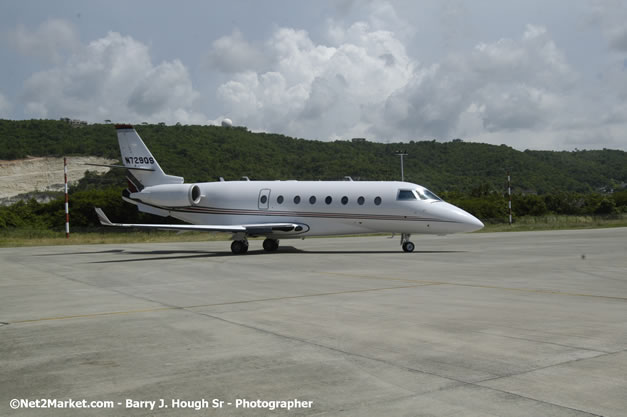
6, 283, 440, 324
323, 271, 627, 302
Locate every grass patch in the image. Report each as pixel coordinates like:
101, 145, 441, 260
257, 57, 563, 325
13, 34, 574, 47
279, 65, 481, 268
481, 214, 627, 232
1, 215, 625, 247
0, 228, 230, 248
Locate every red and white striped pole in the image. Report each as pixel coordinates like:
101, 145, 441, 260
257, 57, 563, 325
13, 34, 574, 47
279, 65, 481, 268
64, 157, 69, 238
507, 171, 512, 225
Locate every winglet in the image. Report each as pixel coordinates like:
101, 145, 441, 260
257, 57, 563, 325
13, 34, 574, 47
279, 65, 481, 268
94, 208, 113, 226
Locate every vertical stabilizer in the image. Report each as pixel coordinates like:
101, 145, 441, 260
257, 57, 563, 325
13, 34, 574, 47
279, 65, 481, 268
115, 124, 183, 187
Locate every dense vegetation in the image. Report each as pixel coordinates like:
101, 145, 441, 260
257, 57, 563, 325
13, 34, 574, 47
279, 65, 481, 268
0, 119, 626, 231
1, 119, 625, 192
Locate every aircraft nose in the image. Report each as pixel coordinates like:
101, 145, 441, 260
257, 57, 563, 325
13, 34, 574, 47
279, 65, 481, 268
433, 202, 484, 233
465, 213, 484, 232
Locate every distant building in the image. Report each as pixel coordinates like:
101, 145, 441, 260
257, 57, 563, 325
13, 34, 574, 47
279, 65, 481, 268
70, 119, 87, 127
351, 138, 366, 143
60, 118, 87, 127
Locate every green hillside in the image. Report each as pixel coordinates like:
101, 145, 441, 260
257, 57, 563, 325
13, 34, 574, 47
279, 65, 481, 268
1, 119, 625, 194
1, 119, 626, 231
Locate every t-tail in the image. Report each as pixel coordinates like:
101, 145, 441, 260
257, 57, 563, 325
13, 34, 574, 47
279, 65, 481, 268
115, 124, 183, 191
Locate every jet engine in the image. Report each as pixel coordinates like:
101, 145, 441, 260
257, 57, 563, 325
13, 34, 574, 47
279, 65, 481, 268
129, 184, 202, 207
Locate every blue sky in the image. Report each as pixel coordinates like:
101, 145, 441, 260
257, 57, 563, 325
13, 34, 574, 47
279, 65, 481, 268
1, 0, 626, 150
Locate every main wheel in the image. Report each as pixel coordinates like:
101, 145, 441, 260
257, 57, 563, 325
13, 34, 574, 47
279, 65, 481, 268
231, 240, 248, 254
402, 241, 415, 253
263, 238, 279, 252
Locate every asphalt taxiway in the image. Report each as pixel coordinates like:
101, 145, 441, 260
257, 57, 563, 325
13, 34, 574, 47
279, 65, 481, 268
1, 228, 626, 416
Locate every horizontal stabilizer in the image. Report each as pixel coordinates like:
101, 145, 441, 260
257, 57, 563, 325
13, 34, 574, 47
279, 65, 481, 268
85, 163, 155, 171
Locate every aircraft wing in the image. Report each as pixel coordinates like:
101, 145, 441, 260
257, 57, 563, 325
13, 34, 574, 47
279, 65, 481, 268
94, 208, 308, 234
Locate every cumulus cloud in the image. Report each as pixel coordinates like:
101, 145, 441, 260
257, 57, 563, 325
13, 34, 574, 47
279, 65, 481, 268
22, 31, 204, 124
7, 18, 79, 63
376, 24, 576, 140
212, 15, 596, 149
215, 21, 414, 139
208, 29, 269, 73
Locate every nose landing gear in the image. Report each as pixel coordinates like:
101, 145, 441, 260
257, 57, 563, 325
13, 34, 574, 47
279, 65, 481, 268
401, 233, 415, 253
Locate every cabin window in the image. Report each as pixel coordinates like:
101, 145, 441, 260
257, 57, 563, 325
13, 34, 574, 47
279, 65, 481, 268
260, 195, 268, 204
309, 196, 317, 204
277, 195, 284, 204
341, 196, 348, 205
325, 196, 332, 204
374, 196, 382, 205
294, 196, 301, 204
397, 189, 417, 200
357, 196, 365, 205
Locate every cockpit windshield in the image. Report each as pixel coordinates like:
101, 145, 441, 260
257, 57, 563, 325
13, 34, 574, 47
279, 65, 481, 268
397, 190, 417, 200
416, 188, 442, 201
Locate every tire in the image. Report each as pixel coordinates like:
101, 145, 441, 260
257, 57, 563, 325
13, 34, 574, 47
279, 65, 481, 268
263, 238, 279, 252
231, 240, 247, 254
402, 241, 415, 253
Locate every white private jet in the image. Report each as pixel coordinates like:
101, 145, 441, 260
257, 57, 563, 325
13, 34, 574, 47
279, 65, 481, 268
94, 124, 483, 254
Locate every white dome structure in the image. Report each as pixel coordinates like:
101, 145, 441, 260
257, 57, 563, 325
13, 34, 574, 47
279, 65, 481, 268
221, 118, 233, 127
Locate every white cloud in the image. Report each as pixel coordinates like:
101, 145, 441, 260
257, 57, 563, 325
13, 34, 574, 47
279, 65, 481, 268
214, 20, 414, 139
377, 24, 576, 140
0, 92, 11, 118
7, 18, 79, 63
211, 17, 585, 147
22, 31, 205, 124
209, 5, 627, 150
208, 29, 269, 73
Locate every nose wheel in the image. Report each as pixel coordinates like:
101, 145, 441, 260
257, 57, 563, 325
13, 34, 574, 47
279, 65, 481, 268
263, 238, 279, 252
401, 233, 414, 253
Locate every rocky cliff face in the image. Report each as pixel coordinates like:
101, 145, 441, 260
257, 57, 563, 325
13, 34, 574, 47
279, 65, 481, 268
0, 156, 115, 205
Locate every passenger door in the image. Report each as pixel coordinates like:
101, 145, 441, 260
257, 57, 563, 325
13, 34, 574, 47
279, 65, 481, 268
258, 188, 271, 210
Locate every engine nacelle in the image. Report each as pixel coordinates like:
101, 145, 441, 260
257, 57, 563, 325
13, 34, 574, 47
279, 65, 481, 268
130, 184, 202, 207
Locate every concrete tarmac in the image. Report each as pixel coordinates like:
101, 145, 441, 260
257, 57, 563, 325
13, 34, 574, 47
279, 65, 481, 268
1, 228, 626, 416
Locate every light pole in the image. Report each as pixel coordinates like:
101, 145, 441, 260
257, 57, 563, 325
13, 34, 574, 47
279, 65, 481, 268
507, 171, 512, 225
395, 150, 407, 181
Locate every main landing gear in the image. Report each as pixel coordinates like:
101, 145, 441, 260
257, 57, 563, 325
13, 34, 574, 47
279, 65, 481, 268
230, 237, 280, 254
401, 233, 415, 253
230, 239, 249, 255
262, 238, 279, 252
